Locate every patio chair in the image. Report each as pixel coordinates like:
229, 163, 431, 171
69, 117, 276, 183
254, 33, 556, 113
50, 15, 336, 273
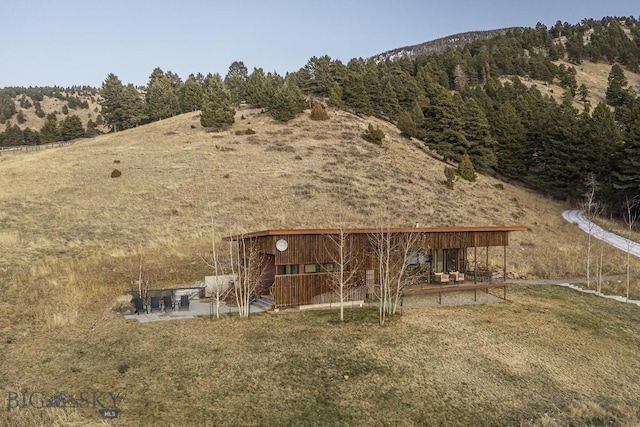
149, 296, 161, 313
132, 297, 146, 315
435, 273, 450, 284
179, 294, 190, 311
163, 295, 175, 312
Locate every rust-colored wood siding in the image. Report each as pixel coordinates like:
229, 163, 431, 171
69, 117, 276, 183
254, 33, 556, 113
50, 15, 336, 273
273, 274, 367, 307
240, 229, 514, 307
243, 231, 509, 262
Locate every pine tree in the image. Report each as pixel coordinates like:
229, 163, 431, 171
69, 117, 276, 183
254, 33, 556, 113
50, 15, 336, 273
605, 64, 629, 107
99, 73, 125, 132
40, 118, 61, 144
342, 72, 372, 116
200, 77, 235, 129
460, 97, 497, 172
224, 61, 249, 106
1, 123, 23, 146
245, 68, 266, 107
180, 76, 203, 112
381, 82, 400, 121
328, 83, 343, 108
270, 79, 305, 122
60, 115, 85, 141
397, 111, 417, 139
146, 67, 181, 121
301, 55, 334, 98
420, 83, 466, 161
22, 127, 40, 145
120, 84, 147, 129
491, 101, 527, 179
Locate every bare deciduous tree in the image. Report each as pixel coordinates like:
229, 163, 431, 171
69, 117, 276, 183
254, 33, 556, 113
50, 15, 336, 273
623, 196, 640, 300
324, 229, 361, 322
369, 228, 419, 325
230, 235, 263, 318
582, 174, 604, 293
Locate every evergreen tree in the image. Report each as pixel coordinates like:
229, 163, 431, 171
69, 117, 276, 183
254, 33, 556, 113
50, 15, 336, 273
301, 55, 334, 98
531, 98, 582, 199
381, 82, 401, 121
491, 101, 527, 179
146, 67, 181, 121
460, 97, 497, 172
363, 63, 383, 115
270, 79, 306, 122
328, 82, 343, 108
99, 73, 126, 132
420, 83, 466, 161
457, 153, 476, 182
605, 64, 629, 107
40, 118, 61, 144
22, 127, 40, 145
613, 117, 640, 201
1, 123, 23, 146
224, 61, 249, 106
34, 101, 45, 118
200, 76, 235, 129
180, 76, 203, 112
580, 102, 623, 202
397, 111, 417, 139
120, 84, 147, 129
60, 115, 85, 141
245, 68, 266, 107
342, 72, 372, 116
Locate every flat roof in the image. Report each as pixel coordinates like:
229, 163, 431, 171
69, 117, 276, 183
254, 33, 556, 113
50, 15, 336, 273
224, 225, 528, 241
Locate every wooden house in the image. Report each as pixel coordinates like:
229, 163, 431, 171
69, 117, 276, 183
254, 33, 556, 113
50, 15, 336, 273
224, 225, 528, 308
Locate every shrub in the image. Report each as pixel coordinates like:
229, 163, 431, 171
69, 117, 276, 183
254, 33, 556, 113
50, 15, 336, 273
361, 124, 385, 145
457, 154, 476, 182
443, 166, 458, 189
111, 169, 121, 178
245, 128, 256, 135
310, 101, 330, 121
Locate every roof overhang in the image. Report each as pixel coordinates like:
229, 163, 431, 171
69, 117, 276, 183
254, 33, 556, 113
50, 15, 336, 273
224, 226, 528, 241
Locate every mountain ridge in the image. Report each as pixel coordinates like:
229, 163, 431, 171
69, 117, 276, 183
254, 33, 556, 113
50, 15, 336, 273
370, 27, 523, 62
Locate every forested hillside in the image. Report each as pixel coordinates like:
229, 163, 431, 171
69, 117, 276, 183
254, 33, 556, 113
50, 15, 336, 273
1, 16, 639, 219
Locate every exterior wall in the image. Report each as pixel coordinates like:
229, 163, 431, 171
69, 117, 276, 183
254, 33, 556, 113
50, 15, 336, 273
237, 230, 514, 308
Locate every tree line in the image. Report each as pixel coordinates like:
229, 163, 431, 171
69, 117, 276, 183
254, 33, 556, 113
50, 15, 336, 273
1, 16, 638, 219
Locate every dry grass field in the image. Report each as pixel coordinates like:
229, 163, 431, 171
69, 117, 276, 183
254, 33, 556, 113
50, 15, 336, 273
1, 108, 640, 425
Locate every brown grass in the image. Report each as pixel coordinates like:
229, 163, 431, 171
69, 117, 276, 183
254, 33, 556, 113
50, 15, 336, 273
501, 59, 640, 111
10, 92, 106, 133
1, 108, 640, 425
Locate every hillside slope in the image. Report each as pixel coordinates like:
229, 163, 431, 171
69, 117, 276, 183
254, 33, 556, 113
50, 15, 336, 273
2, 107, 634, 287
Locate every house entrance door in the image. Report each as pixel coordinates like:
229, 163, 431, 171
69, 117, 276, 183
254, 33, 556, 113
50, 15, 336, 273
260, 253, 276, 297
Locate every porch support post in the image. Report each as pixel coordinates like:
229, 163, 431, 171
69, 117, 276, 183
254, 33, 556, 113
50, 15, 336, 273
503, 245, 507, 283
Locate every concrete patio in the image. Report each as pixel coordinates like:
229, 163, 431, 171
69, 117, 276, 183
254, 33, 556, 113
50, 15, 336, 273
123, 299, 267, 323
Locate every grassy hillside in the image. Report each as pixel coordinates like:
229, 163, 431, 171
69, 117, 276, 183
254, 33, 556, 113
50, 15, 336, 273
7, 91, 106, 133
501, 59, 640, 109
1, 109, 640, 425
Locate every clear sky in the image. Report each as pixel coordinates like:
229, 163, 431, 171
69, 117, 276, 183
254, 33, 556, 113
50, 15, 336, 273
1, 0, 638, 88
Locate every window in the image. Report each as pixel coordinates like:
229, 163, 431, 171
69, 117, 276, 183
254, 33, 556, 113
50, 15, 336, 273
302, 263, 348, 274
304, 264, 319, 273
283, 264, 299, 275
